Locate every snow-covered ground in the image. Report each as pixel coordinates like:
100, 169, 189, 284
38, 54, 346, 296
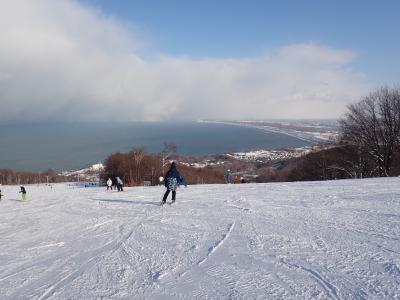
0, 178, 399, 299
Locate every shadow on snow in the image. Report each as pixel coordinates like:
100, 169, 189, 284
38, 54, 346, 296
91, 198, 160, 206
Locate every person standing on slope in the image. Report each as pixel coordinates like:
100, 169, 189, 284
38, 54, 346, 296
178, 174, 187, 187
225, 169, 233, 184
161, 162, 181, 205
106, 178, 113, 190
0, 189, 3, 201
19, 186, 27, 201
116, 176, 124, 191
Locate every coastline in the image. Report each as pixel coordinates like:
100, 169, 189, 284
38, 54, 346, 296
199, 119, 338, 143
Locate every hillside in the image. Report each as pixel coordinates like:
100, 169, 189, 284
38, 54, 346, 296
0, 178, 399, 299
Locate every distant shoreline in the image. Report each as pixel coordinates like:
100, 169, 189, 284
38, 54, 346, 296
199, 119, 338, 143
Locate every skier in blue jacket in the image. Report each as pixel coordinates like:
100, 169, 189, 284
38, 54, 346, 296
225, 169, 233, 184
161, 162, 181, 205
178, 175, 187, 187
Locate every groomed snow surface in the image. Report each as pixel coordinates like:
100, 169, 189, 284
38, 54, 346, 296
0, 178, 399, 299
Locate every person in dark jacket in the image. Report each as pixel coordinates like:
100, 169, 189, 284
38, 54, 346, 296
0, 189, 3, 201
19, 186, 27, 201
161, 162, 181, 204
116, 176, 124, 191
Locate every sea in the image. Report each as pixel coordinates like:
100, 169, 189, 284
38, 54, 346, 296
0, 122, 311, 172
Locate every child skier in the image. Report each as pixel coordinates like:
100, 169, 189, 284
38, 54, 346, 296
106, 178, 113, 190
161, 162, 181, 205
19, 186, 27, 201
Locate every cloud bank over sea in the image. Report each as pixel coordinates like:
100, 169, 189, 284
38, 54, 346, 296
0, 0, 368, 123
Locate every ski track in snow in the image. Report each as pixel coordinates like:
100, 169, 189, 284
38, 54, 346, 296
279, 258, 340, 300
37, 228, 135, 300
0, 178, 399, 299
197, 222, 235, 266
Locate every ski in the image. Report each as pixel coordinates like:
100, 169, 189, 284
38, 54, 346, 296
160, 201, 175, 206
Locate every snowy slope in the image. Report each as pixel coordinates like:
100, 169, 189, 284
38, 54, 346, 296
0, 178, 399, 299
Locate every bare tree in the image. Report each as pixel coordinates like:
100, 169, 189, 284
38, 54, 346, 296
340, 87, 400, 176
161, 143, 177, 174
130, 148, 145, 184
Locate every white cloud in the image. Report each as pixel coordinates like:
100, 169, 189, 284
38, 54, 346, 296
0, 0, 369, 123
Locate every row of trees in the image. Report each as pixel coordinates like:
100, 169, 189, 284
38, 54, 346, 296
101, 149, 162, 186
101, 148, 225, 186
283, 145, 400, 182
0, 169, 69, 185
340, 87, 400, 177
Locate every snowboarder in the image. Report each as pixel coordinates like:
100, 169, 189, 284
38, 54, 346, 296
161, 162, 181, 205
116, 176, 124, 191
19, 186, 27, 201
106, 178, 113, 190
225, 169, 233, 184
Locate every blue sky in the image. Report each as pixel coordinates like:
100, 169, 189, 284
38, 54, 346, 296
81, 0, 400, 84
0, 0, 398, 122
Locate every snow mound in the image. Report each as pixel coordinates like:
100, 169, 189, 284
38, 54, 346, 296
0, 178, 399, 299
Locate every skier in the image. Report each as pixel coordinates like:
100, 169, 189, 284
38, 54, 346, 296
225, 169, 233, 184
178, 175, 187, 187
0, 189, 3, 201
106, 178, 113, 190
116, 176, 124, 191
161, 162, 181, 205
19, 186, 27, 201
